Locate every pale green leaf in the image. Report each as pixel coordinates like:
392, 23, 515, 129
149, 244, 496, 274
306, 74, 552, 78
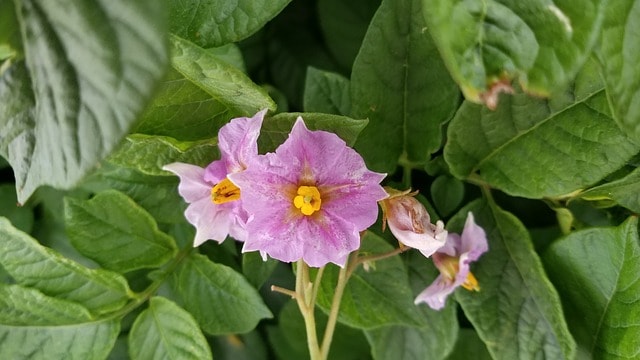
169, 34, 275, 117
166, 253, 272, 335
422, 0, 606, 103
544, 217, 640, 359
169, 0, 291, 47
0, 217, 132, 314
129, 297, 212, 360
351, 0, 460, 173
108, 134, 218, 177
577, 166, 640, 213
65, 190, 178, 273
451, 200, 576, 360
1, 0, 168, 204
444, 60, 640, 198
303, 67, 351, 115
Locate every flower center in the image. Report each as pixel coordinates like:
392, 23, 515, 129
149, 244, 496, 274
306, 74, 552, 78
293, 185, 322, 216
437, 255, 480, 292
211, 178, 241, 204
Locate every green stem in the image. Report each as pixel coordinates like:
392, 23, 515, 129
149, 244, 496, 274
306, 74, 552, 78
295, 260, 322, 360
320, 258, 351, 360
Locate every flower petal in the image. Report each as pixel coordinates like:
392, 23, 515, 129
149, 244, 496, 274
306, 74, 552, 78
163, 162, 211, 203
460, 212, 489, 262
300, 211, 360, 267
184, 197, 234, 245
414, 275, 455, 310
217, 109, 266, 173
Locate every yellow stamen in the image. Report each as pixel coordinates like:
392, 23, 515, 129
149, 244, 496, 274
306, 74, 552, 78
437, 254, 480, 292
462, 271, 480, 291
211, 178, 241, 204
293, 185, 321, 216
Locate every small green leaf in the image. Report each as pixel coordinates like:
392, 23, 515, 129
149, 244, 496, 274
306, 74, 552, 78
422, 0, 606, 103
108, 134, 218, 177
169, 35, 275, 117
169, 0, 291, 48
451, 200, 576, 360
0, 217, 132, 314
351, 0, 460, 173
430, 175, 465, 218
444, 60, 640, 198
316, 232, 425, 329
598, 0, 640, 139
2, 0, 168, 204
258, 112, 368, 153
129, 296, 212, 360
242, 252, 278, 289
578, 164, 640, 214
544, 217, 640, 359
0, 183, 33, 233
167, 253, 272, 335
303, 67, 351, 115
65, 190, 178, 273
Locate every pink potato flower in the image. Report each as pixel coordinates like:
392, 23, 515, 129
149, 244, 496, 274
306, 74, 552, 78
229, 117, 387, 267
380, 187, 447, 258
414, 212, 488, 310
163, 110, 266, 246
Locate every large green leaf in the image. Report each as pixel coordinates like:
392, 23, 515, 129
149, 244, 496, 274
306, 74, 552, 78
129, 296, 212, 360
452, 200, 575, 360
577, 166, 640, 213
1, 0, 168, 204
166, 253, 272, 335
169, 35, 275, 117
65, 190, 178, 273
168, 0, 291, 48
316, 232, 425, 329
107, 134, 218, 177
303, 67, 351, 115
0, 217, 132, 314
258, 112, 368, 153
351, 0, 460, 173
446, 329, 492, 360
544, 217, 640, 359
598, 0, 640, 139
444, 60, 640, 198
422, 0, 606, 104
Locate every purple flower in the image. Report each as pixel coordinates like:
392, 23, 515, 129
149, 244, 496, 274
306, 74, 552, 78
414, 212, 488, 310
163, 110, 266, 246
229, 117, 387, 267
380, 187, 447, 257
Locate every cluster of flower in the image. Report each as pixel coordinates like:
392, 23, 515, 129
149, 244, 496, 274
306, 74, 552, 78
164, 110, 488, 310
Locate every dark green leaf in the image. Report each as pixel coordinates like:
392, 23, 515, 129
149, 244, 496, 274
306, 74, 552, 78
108, 134, 218, 177
430, 175, 465, 218
446, 329, 492, 360
598, 0, 640, 139
316, 232, 425, 329
258, 112, 368, 153
544, 217, 640, 359
169, 0, 291, 48
166, 253, 272, 335
3, 0, 168, 204
351, 0, 460, 173
0, 217, 132, 314
577, 166, 640, 213
0, 183, 33, 233
242, 251, 278, 289
444, 60, 640, 198
423, 0, 606, 104
170, 35, 275, 117
451, 200, 576, 359
303, 67, 351, 115
129, 296, 212, 360
65, 190, 178, 273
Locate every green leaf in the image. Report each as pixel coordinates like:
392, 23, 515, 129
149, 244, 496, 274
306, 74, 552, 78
169, 34, 275, 117
129, 296, 212, 360
430, 175, 465, 218
108, 134, 219, 177
65, 190, 178, 273
2, 0, 168, 204
597, 0, 640, 139
0, 0, 20, 60
351, 0, 460, 173
81, 165, 186, 224
444, 60, 640, 198
0, 217, 132, 314
422, 0, 606, 103
451, 200, 576, 360
316, 232, 425, 329
168, 0, 291, 48
0, 183, 33, 233
0, 284, 92, 326
166, 253, 272, 335
543, 217, 640, 359
0, 318, 119, 360
445, 329, 492, 360
577, 166, 640, 213
317, 0, 381, 71
303, 67, 351, 115
242, 251, 278, 289
258, 112, 368, 153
